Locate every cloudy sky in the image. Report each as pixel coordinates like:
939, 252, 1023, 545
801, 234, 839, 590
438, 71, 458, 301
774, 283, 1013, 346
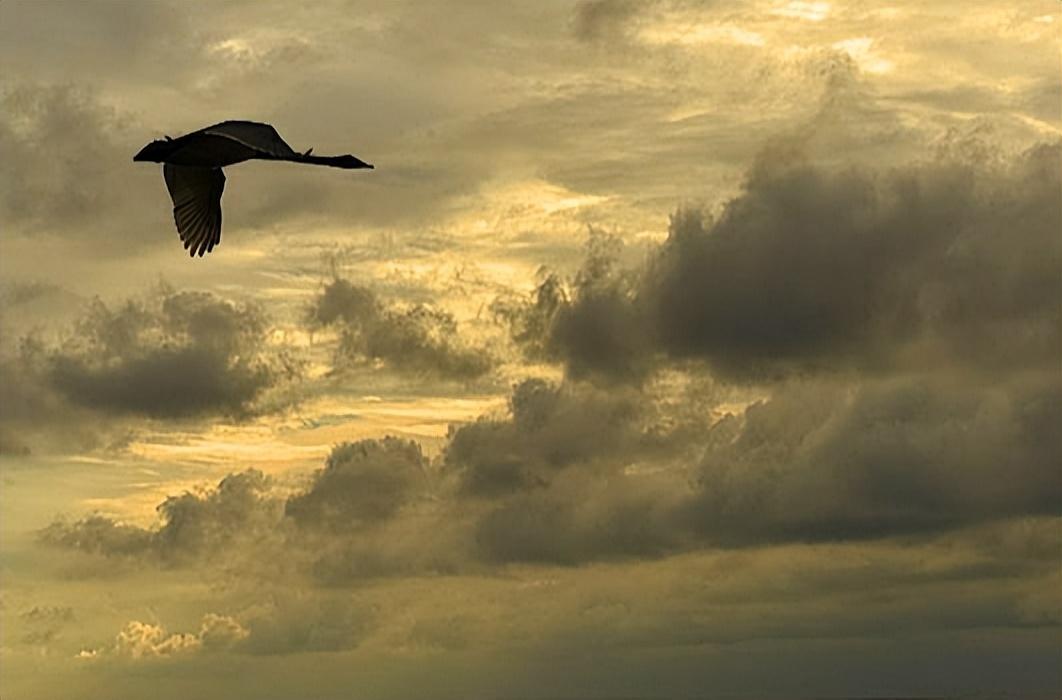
1, 1, 1060, 698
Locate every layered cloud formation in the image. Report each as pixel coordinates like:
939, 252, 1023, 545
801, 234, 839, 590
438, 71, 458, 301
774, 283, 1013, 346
2, 2, 1059, 698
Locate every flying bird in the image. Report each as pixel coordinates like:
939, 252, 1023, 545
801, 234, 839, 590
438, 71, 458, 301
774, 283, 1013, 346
134, 121, 373, 257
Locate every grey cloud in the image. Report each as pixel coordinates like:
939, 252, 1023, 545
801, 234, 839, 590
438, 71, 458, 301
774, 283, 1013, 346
0, 344, 99, 455
645, 141, 1061, 379
48, 289, 280, 418
41, 470, 281, 565
38, 371, 1062, 571
91, 598, 370, 660
495, 231, 652, 382
239, 596, 373, 655
40, 515, 154, 558
467, 372, 1061, 564
473, 470, 687, 565
503, 141, 1062, 384
285, 438, 429, 530
309, 277, 493, 380
443, 377, 679, 498
683, 374, 1062, 547
40, 439, 439, 577
0, 286, 296, 455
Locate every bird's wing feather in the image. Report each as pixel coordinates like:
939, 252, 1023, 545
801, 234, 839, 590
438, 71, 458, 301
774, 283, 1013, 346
199, 121, 298, 159
163, 164, 225, 257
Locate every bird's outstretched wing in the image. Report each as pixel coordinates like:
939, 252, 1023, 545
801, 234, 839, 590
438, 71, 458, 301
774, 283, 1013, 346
200, 121, 298, 159
163, 164, 225, 257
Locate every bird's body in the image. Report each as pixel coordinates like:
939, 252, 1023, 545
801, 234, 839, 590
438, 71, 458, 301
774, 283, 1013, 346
134, 121, 373, 256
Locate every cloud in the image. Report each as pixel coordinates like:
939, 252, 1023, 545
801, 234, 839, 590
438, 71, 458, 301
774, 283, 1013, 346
39, 439, 447, 581
47, 289, 280, 418
495, 231, 652, 382
85, 614, 249, 660
112, 621, 203, 659
239, 596, 372, 655
683, 373, 1062, 547
309, 277, 493, 380
443, 377, 688, 498
644, 140, 1062, 380
0, 345, 99, 455
42, 469, 282, 565
0, 284, 306, 454
84, 597, 372, 661
38, 369, 1061, 571
285, 438, 429, 530
501, 139, 1062, 384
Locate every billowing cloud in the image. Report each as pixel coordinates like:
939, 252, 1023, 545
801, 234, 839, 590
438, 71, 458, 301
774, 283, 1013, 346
645, 140, 1062, 380
49, 289, 280, 417
41, 362, 1061, 571
4, 1, 1061, 696
309, 277, 493, 380
443, 377, 686, 497
0, 286, 293, 454
81, 597, 373, 661
84, 614, 249, 660
42, 470, 282, 565
286, 438, 429, 530
502, 139, 1062, 384
494, 231, 652, 382
684, 373, 1062, 546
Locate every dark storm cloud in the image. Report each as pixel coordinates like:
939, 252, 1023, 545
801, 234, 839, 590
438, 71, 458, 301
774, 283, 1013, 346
464, 372, 1061, 562
683, 373, 1062, 547
644, 140, 1062, 379
48, 289, 280, 418
472, 470, 686, 564
285, 438, 429, 530
0, 286, 297, 454
38, 369, 1062, 571
494, 232, 653, 382
309, 277, 493, 380
503, 140, 1062, 383
39, 379, 703, 572
443, 377, 683, 498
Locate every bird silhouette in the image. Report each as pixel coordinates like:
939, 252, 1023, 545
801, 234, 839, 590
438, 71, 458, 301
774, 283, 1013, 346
134, 121, 373, 257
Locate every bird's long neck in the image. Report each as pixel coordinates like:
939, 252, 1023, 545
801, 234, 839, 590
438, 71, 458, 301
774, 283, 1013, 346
283, 153, 373, 170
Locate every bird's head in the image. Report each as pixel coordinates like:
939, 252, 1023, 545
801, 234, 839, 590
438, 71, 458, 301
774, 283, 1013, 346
334, 154, 374, 169
133, 139, 175, 163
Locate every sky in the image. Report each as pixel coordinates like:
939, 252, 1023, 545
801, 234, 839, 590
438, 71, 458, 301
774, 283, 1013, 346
0, 1, 1060, 698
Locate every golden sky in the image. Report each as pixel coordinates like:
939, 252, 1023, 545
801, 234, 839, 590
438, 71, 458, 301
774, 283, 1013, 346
1, 1, 1060, 698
